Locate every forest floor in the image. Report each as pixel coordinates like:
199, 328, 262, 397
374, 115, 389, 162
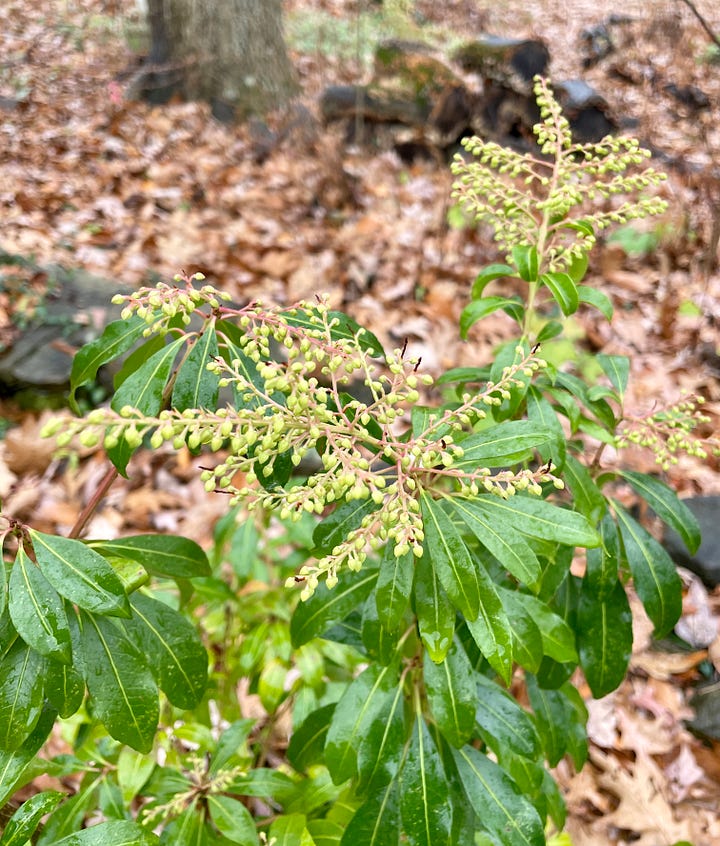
1, 0, 720, 843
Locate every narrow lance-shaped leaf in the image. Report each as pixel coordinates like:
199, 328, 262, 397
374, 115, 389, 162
9, 546, 71, 663
420, 494, 481, 620
30, 531, 130, 618
512, 244, 539, 282
0, 791, 64, 846
340, 781, 401, 846
540, 271, 579, 316
88, 534, 210, 580
207, 795, 259, 846
375, 545, 414, 633
0, 706, 56, 807
80, 611, 159, 753
357, 673, 408, 794
0, 640, 45, 750
424, 638, 476, 748
45, 658, 84, 719
453, 745, 544, 846
454, 420, 556, 469
460, 297, 524, 339
614, 503, 682, 637
287, 704, 337, 774
171, 322, 220, 411
499, 589, 578, 664
577, 577, 632, 699
525, 674, 572, 767
413, 549, 454, 664
585, 510, 620, 600
471, 263, 517, 298
562, 455, 606, 523
619, 470, 701, 555
313, 499, 380, 556
123, 593, 207, 710
400, 711, 453, 846
597, 353, 629, 397
578, 285, 613, 320
51, 821, 160, 846
474, 674, 541, 761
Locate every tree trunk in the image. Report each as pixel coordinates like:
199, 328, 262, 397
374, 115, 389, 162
148, 0, 298, 120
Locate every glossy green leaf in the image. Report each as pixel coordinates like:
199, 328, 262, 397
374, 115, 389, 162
291, 567, 378, 647
562, 455, 606, 522
475, 674, 541, 761
0, 790, 63, 846
207, 795, 259, 845
566, 249, 589, 284
578, 285, 613, 320
597, 353, 629, 397
0, 639, 45, 749
400, 713, 452, 846
540, 271, 579, 315
357, 675, 407, 794
45, 658, 84, 718
362, 594, 399, 665
159, 802, 205, 846
9, 546, 71, 662
615, 504, 682, 636
525, 675, 573, 767
413, 549, 454, 663
453, 745, 544, 846
577, 578, 632, 698
283, 308, 385, 358
471, 263, 517, 298
535, 320, 564, 343
171, 323, 220, 410
111, 336, 185, 415
558, 683, 589, 769
499, 589, 578, 664
117, 747, 156, 805
619, 471, 701, 555
460, 296, 524, 338
259, 657, 287, 712
375, 545, 414, 633
30, 531, 130, 618
454, 421, 556, 468
420, 494, 481, 620
307, 818, 345, 846
226, 768, 295, 803
288, 703, 336, 773
325, 661, 399, 785
113, 334, 166, 390
500, 599, 543, 673
50, 822, 159, 846
452, 499, 541, 590
269, 813, 315, 846
512, 244, 539, 282
340, 782, 400, 846
461, 570, 513, 684
313, 499, 380, 556
585, 510, 620, 600
89, 535, 211, 580
0, 705, 56, 806
470, 496, 600, 548
124, 593, 207, 709
526, 387, 566, 466
209, 719, 255, 776
69, 316, 146, 411
80, 612, 159, 753
424, 639, 476, 747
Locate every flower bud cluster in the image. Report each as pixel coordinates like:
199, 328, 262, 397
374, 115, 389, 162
451, 76, 667, 277
616, 396, 719, 470
111, 273, 232, 337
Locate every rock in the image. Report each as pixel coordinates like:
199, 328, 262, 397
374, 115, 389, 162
451, 35, 550, 92
687, 680, 720, 741
663, 495, 720, 588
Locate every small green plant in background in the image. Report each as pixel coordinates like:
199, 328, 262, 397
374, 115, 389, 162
0, 77, 715, 845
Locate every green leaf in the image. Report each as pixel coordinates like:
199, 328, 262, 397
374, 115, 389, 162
0, 639, 45, 749
460, 297, 523, 338
375, 545, 414, 633
313, 499, 380, 556
471, 263, 517, 298
400, 713, 452, 846
413, 549, 454, 663
540, 272, 579, 316
453, 745, 544, 846
499, 589, 578, 664
562, 455, 606, 522
269, 813, 315, 846
525, 675, 571, 767
111, 336, 185, 415
209, 719, 255, 776
455, 421, 557, 468
69, 316, 146, 412
619, 471, 701, 555
291, 567, 378, 648
283, 309, 385, 358
597, 354, 629, 397
474, 674, 541, 761
171, 323, 220, 410
340, 782, 400, 846
362, 595, 399, 665
512, 245, 539, 282
207, 795, 259, 845
9, 546, 71, 662
325, 661, 399, 784
0, 705, 56, 806
585, 511, 620, 600
113, 334, 166, 390
227, 769, 295, 803
124, 593, 207, 710
30, 531, 130, 618
0, 790, 63, 846
80, 612, 159, 753
460, 564, 513, 684
424, 639, 476, 747
52, 821, 159, 846
159, 802, 205, 845
499, 599, 543, 674
566, 250, 589, 285
288, 703, 337, 773
117, 747, 156, 805
420, 494, 481, 620
451, 499, 541, 590
526, 388, 566, 467
89, 535, 210, 580
578, 285, 613, 320
45, 658, 84, 718
577, 578, 632, 698
357, 676, 408, 794
535, 320, 564, 343
470, 496, 600, 548
614, 505, 682, 636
